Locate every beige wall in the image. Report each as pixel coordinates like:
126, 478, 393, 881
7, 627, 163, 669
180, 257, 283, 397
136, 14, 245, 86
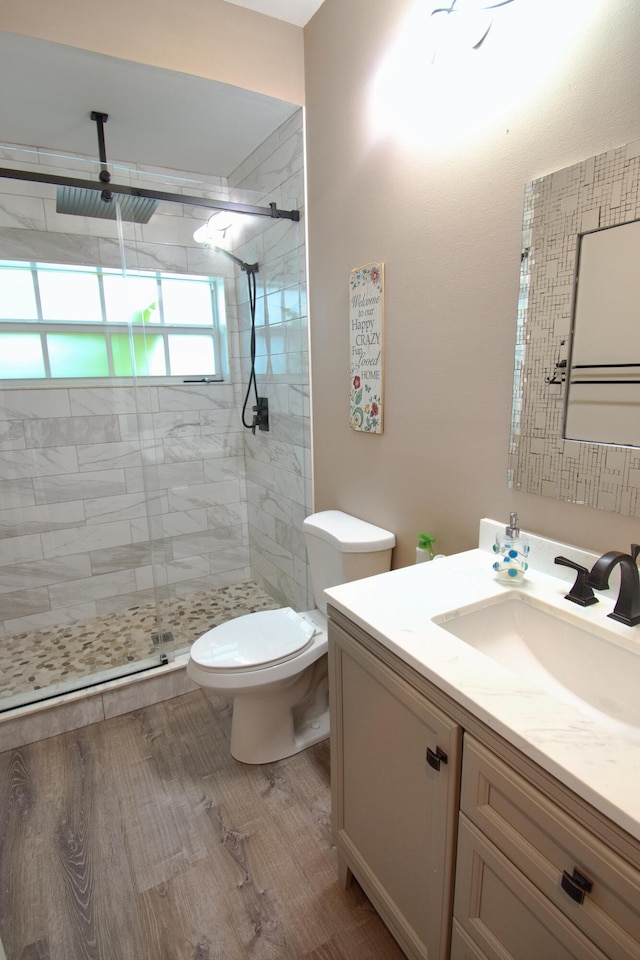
304, 0, 640, 566
0, 0, 304, 104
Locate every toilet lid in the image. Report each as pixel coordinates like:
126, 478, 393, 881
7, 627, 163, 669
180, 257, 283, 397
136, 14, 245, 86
190, 607, 319, 670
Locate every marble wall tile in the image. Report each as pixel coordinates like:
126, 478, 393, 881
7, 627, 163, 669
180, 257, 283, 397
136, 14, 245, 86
151, 412, 204, 439
201, 455, 246, 484
68, 386, 159, 417
157, 383, 232, 412
247, 499, 277, 541
208, 544, 251, 575
0, 227, 102, 266
85, 491, 168, 524
0, 388, 71, 420
0, 421, 26, 450
163, 433, 243, 462
147, 554, 212, 587
23, 415, 121, 448
171, 524, 245, 561
0, 533, 44, 566
0, 501, 86, 538
3, 600, 99, 635
95, 588, 158, 617
89, 541, 168, 576
99, 237, 189, 273
272, 462, 307, 508
249, 525, 295, 577
0, 479, 36, 509
198, 407, 239, 433
206, 503, 248, 528
41, 520, 133, 559
247, 485, 293, 526
151, 508, 208, 538
0, 555, 91, 595
246, 436, 305, 476
167, 480, 243, 512
48, 569, 137, 608
0, 193, 47, 230
0, 446, 79, 481
77, 440, 147, 471
0, 586, 52, 622
117, 413, 156, 443
250, 550, 293, 608
148, 461, 205, 491
33, 470, 127, 504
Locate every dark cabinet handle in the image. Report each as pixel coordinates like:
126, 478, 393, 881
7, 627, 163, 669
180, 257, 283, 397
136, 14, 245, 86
426, 746, 448, 771
561, 867, 593, 904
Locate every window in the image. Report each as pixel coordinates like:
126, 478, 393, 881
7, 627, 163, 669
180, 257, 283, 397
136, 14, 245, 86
0, 260, 227, 381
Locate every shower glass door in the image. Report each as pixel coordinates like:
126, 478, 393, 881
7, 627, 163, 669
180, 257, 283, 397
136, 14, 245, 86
0, 146, 175, 711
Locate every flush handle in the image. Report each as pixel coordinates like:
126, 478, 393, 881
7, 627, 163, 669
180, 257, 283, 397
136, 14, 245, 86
426, 746, 448, 772
561, 867, 593, 904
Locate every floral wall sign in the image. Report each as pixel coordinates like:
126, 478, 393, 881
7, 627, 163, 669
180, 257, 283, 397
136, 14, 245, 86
349, 262, 384, 433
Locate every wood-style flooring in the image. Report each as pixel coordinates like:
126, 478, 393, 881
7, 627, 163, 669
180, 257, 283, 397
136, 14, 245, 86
0, 690, 406, 960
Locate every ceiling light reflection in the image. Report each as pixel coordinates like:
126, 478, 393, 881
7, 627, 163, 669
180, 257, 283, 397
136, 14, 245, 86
368, 0, 604, 151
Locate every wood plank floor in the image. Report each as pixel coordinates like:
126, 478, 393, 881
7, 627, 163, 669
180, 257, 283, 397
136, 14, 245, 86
0, 690, 406, 960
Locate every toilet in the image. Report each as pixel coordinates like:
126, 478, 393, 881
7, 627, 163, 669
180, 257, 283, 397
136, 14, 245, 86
187, 510, 395, 764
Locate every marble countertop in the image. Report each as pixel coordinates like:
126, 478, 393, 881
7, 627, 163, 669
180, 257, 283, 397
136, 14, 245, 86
324, 521, 640, 844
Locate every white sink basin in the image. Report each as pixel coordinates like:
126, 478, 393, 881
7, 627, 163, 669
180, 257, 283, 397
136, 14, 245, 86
433, 593, 640, 736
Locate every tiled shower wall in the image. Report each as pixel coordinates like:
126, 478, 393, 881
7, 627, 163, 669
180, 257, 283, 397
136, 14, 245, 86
0, 109, 311, 640
229, 111, 313, 611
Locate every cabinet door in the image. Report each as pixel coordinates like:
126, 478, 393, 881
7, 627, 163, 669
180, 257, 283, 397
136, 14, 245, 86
331, 627, 461, 960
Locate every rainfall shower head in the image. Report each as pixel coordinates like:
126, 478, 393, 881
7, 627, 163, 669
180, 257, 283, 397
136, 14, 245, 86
55, 111, 159, 224
56, 184, 158, 222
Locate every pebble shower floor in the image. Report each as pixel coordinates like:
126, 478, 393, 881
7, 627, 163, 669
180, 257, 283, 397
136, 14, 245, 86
0, 581, 279, 708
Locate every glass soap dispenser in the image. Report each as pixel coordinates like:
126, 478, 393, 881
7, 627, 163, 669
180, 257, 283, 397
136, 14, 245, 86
493, 512, 530, 583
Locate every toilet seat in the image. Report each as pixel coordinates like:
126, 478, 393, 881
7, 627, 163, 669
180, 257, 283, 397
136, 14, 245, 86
190, 607, 319, 672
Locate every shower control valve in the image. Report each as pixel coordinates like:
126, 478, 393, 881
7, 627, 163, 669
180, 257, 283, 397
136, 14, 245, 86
252, 397, 269, 434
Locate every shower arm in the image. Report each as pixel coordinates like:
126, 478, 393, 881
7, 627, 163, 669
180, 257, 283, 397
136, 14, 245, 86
212, 246, 258, 274
0, 166, 300, 223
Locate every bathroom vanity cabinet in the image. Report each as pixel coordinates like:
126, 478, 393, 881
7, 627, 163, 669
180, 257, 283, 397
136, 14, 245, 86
328, 608, 640, 960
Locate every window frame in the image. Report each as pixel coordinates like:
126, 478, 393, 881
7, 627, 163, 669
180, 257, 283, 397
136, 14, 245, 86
0, 259, 228, 386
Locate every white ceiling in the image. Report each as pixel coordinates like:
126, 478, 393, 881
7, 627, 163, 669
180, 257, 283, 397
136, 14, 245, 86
0, 30, 300, 179
222, 0, 325, 27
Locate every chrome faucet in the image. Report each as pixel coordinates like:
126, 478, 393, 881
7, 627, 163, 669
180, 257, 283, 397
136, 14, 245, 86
585, 546, 640, 626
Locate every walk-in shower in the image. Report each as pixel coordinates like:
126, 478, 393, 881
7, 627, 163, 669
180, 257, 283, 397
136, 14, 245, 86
0, 119, 311, 715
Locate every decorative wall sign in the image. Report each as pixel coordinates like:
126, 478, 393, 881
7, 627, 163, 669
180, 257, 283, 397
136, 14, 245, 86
349, 262, 384, 433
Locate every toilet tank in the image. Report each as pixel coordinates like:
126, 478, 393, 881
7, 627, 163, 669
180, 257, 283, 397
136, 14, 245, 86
302, 510, 395, 613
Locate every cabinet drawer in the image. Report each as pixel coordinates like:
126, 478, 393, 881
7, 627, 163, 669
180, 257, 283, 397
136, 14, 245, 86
460, 735, 640, 960
454, 815, 609, 960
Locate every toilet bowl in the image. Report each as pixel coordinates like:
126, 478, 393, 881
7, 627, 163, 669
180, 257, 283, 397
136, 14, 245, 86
187, 511, 395, 764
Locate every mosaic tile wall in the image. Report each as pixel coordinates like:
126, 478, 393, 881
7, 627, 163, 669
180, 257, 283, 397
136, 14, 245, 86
509, 138, 640, 516
0, 110, 312, 643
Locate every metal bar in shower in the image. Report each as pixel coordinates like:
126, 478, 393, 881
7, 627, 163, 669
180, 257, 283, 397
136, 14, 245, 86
0, 166, 300, 222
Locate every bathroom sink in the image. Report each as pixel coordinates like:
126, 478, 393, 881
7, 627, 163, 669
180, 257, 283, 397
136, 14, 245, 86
433, 594, 640, 735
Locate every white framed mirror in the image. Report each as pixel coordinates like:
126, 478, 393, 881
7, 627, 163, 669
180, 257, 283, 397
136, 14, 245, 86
509, 138, 640, 517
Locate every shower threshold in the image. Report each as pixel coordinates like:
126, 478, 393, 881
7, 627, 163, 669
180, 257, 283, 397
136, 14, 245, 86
0, 580, 278, 713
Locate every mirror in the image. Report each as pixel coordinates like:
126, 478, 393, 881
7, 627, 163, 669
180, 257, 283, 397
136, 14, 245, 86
509, 138, 640, 516
564, 219, 640, 447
